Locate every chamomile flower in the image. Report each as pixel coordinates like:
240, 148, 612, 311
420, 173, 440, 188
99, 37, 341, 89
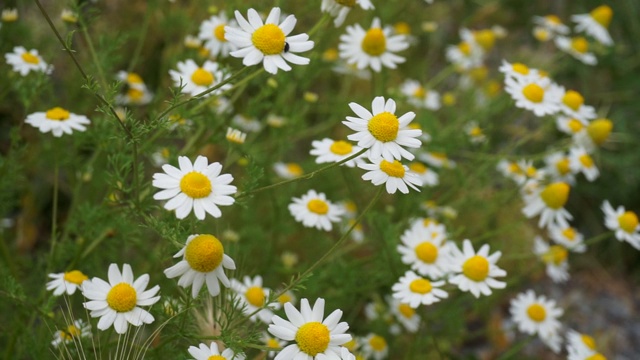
566, 330, 601, 360
408, 162, 439, 187
25, 107, 91, 137
82, 264, 160, 334
339, 17, 409, 72
51, 319, 91, 347
464, 121, 487, 144
232, 114, 263, 132
46, 270, 89, 296
568, 345, 606, 360
231, 275, 280, 324
116, 87, 153, 106
322, 0, 374, 28
569, 147, 599, 182
448, 240, 507, 298
343, 96, 421, 161
226, 127, 247, 144
1, 8, 18, 22
533, 15, 570, 38
575, 118, 613, 152
343, 219, 365, 243
169, 59, 231, 97
359, 156, 422, 194
387, 297, 421, 333
288, 190, 344, 231
152, 156, 236, 220
571, 5, 613, 46
497, 159, 526, 183
558, 89, 597, 121
601, 201, 640, 250
164, 234, 236, 298
509, 290, 563, 342
498, 60, 536, 82
5, 46, 52, 76
398, 224, 451, 279
198, 13, 238, 58
549, 225, 586, 253
419, 152, 456, 169
522, 182, 573, 229
361, 333, 388, 360
60, 9, 78, 24
400, 79, 441, 110
504, 75, 562, 117
268, 298, 353, 360
225, 7, 314, 74
310, 138, 364, 167
445, 40, 484, 71
544, 151, 576, 184
556, 116, 589, 142
188, 342, 245, 360
391, 270, 448, 308
555, 36, 597, 65
263, 332, 287, 358
277, 290, 297, 307
534, 236, 569, 283
274, 162, 304, 179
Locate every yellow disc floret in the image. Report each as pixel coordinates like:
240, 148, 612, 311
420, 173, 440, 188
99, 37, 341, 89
586, 354, 607, 360
398, 303, 415, 318
245, 286, 265, 307
474, 30, 496, 50
512, 63, 530, 75
252, 24, 286, 55
295, 322, 330, 356
415, 242, 438, 263
590, 5, 613, 28
207, 356, 225, 360
267, 337, 281, 349
368, 112, 399, 142
180, 171, 212, 199
562, 227, 577, 241
579, 154, 594, 168
458, 42, 471, 56
64, 270, 88, 285
522, 83, 544, 103
567, 119, 584, 133
462, 255, 489, 281
21, 52, 40, 64
562, 90, 584, 111
412, 86, 426, 98
409, 278, 432, 294
107, 283, 137, 313
191, 67, 214, 86
618, 211, 639, 233
307, 199, 329, 215
581, 334, 597, 350
380, 160, 405, 178
587, 119, 613, 145
330, 140, 353, 155
286, 163, 304, 177
368, 335, 387, 351
362, 28, 387, 56
185, 234, 224, 272
555, 158, 571, 175
540, 182, 570, 209
409, 162, 427, 174
126, 73, 144, 85
526, 303, 546, 322
46, 107, 71, 121
542, 245, 568, 265
214, 24, 227, 42
571, 37, 589, 54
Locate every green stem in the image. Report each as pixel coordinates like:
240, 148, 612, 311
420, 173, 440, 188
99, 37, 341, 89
127, 0, 154, 73
79, 22, 108, 91
48, 161, 60, 270
425, 65, 456, 89
307, 13, 331, 37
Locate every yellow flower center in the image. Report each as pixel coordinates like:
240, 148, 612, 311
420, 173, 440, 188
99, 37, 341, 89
127, 88, 145, 101
526, 303, 546, 322
323, 48, 339, 61
542, 245, 568, 265
522, 83, 544, 103
415, 242, 438, 263
63, 270, 88, 285
545, 15, 562, 25
295, 322, 330, 356
562, 227, 577, 241
469, 127, 483, 137
106, 283, 137, 313
184, 234, 224, 272
562, 90, 584, 111
362, 28, 387, 56
180, 171, 212, 199
368, 112, 399, 143
335, 0, 357, 6
344, 338, 357, 351
571, 37, 589, 54
412, 86, 426, 98
245, 286, 265, 307
579, 154, 594, 168
191, 67, 214, 86
618, 211, 639, 233
555, 158, 570, 175
534, 27, 551, 42
474, 30, 496, 50
581, 334, 597, 350
126, 73, 143, 84
409, 278, 432, 294
398, 303, 415, 318
525, 166, 537, 178
443, 92, 456, 106
409, 162, 427, 174
267, 338, 281, 349
330, 140, 353, 155
540, 182, 570, 209
458, 42, 471, 56
462, 255, 489, 281
278, 293, 292, 304
469, 66, 488, 82
586, 354, 607, 360
214, 24, 227, 42
508, 162, 523, 175
207, 356, 225, 360
590, 5, 613, 28
307, 199, 329, 215
45, 107, 71, 121
587, 119, 613, 145
568, 119, 584, 133
252, 24, 285, 55
282, 163, 302, 177
368, 335, 387, 351
21, 52, 40, 64
394, 21, 411, 35
380, 160, 405, 178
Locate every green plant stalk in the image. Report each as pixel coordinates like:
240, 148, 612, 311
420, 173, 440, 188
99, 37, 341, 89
47, 162, 60, 271
79, 21, 109, 91
127, 0, 155, 73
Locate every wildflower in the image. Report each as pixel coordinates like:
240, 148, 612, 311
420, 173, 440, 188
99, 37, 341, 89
448, 240, 507, 298
268, 298, 353, 360
1, 8, 18, 22
498, 60, 536, 82
534, 236, 569, 283
397, 223, 451, 279
571, 5, 613, 46
232, 114, 262, 132
60, 9, 78, 24
322, 0, 374, 28
226, 7, 314, 74
184, 35, 202, 48
419, 152, 456, 169
387, 296, 420, 333
5, 46, 52, 76
304, 91, 319, 103
266, 114, 287, 127
464, 121, 487, 144
359, 156, 422, 194
273, 162, 303, 179
408, 161, 439, 187
445, 37, 484, 71
51, 319, 91, 347
281, 251, 299, 269
361, 333, 388, 360
226, 127, 247, 144
117, 87, 153, 106
548, 225, 586, 253
310, 138, 363, 168
566, 330, 602, 360
601, 201, 640, 250
343, 219, 365, 243
169, 59, 231, 97
569, 147, 599, 182
277, 290, 297, 306
25, 107, 90, 137
532, 15, 570, 41
509, 290, 563, 352
343, 96, 421, 162
188, 342, 245, 360
231, 275, 280, 323
288, 189, 345, 231
339, 17, 409, 72
522, 182, 573, 229
544, 151, 576, 184
198, 12, 238, 58
152, 156, 236, 220
575, 118, 613, 151
46, 270, 89, 296
164, 234, 236, 298
555, 36, 597, 65
82, 264, 160, 334
399, 79, 440, 110
392, 270, 448, 307
263, 332, 287, 358
504, 75, 562, 117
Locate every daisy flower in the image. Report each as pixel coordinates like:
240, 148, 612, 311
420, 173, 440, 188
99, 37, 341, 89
399, 79, 441, 110
397, 224, 451, 279
566, 330, 601, 360
169, 59, 231, 97
225, 7, 314, 75
445, 40, 484, 71
408, 161, 439, 187
358, 156, 422, 194
522, 182, 573, 229
464, 121, 487, 144
188, 342, 245, 360
569, 147, 599, 182
391, 270, 448, 308
419, 152, 456, 169
343, 219, 365, 243
509, 290, 563, 342
321, 0, 374, 28
152, 156, 236, 220
361, 333, 388, 360
504, 75, 562, 117
226, 127, 247, 144
164, 234, 236, 298
263, 331, 287, 358
268, 298, 353, 360
232, 114, 263, 132
534, 236, 569, 283
343, 96, 421, 162
556, 115, 589, 141
60, 9, 78, 24
339, 17, 409, 72
310, 138, 364, 168
575, 118, 613, 152
544, 151, 576, 184
288, 190, 344, 231
5, 46, 52, 76
82, 264, 160, 334
498, 60, 536, 82
273, 162, 304, 179
532, 15, 570, 39
277, 290, 297, 307
231, 275, 281, 324
116, 71, 146, 90
558, 88, 597, 121
497, 159, 526, 183
571, 5, 613, 46
116, 87, 153, 106
555, 36, 597, 66
25, 107, 90, 137
548, 225, 586, 253
51, 319, 91, 347
198, 12, 238, 58
2, 8, 18, 22
601, 201, 640, 250
448, 240, 507, 298
568, 346, 606, 360
46, 270, 89, 296
387, 296, 421, 333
